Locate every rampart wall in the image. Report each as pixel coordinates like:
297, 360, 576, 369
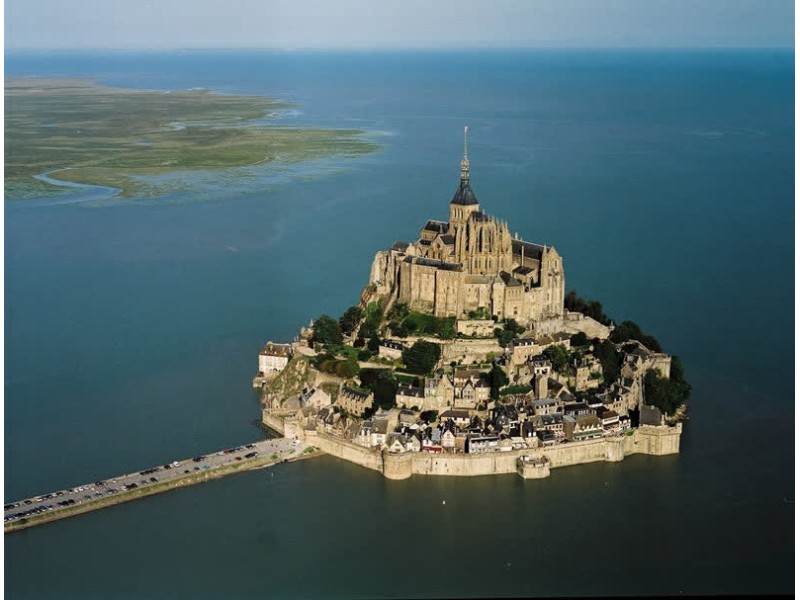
283, 418, 684, 480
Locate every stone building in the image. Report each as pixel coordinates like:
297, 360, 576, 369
369, 128, 565, 329
299, 386, 331, 409
258, 341, 292, 375
338, 387, 374, 417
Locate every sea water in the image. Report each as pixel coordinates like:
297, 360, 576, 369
4, 49, 794, 597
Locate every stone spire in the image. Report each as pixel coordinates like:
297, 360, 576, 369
460, 126, 470, 183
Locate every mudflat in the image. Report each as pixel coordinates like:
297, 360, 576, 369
4, 77, 377, 199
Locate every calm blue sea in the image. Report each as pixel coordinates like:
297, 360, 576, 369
4, 49, 794, 598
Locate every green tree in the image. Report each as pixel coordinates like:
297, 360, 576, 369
420, 410, 439, 423
610, 320, 663, 352
374, 373, 399, 409
565, 290, 612, 326
402, 340, 442, 375
570, 331, 589, 347
644, 369, 684, 416
339, 305, 364, 336
335, 359, 360, 379
595, 340, 621, 384
543, 344, 570, 374
312, 314, 343, 346
489, 364, 510, 399
368, 333, 380, 354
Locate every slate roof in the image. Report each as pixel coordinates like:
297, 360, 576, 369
341, 387, 371, 400
413, 257, 462, 271
451, 179, 479, 206
397, 385, 425, 398
392, 241, 410, 252
512, 240, 545, 260
423, 220, 449, 233
440, 234, 455, 245
499, 272, 523, 287
441, 409, 470, 420
260, 342, 292, 357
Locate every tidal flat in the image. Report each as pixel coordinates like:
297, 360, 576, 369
4, 77, 377, 199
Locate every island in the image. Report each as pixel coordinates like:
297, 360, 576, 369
256, 128, 690, 480
5, 77, 377, 199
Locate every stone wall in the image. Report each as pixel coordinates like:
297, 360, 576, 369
312, 431, 385, 473
562, 312, 611, 340
263, 410, 683, 480
440, 338, 503, 365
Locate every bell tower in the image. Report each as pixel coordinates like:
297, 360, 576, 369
449, 126, 480, 225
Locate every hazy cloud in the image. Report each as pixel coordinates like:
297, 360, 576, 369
5, 0, 794, 49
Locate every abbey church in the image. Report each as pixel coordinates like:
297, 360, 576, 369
369, 129, 566, 331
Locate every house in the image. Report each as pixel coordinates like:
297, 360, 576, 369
533, 398, 562, 416
386, 433, 407, 453
405, 434, 422, 452
258, 341, 292, 375
491, 404, 518, 432
466, 434, 500, 454
396, 385, 425, 409
536, 429, 558, 447
439, 409, 471, 429
597, 408, 621, 433
398, 409, 418, 426
338, 386, 374, 417
563, 414, 604, 442
531, 413, 565, 441
431, 428, 442, 445
357, 419, 390, 448
378, 339, 406, 360
424, 371, 455, 411
563, 402, 593, 418
453, 369, 492, 409
299, 386, 331, 409
441, 427, 456, 450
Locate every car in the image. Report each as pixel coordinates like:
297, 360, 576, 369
192, 456, 205, 462
245, 444, 255, 449
245, 452, 258, 458
149, 477, 158, 483
83, 495, 92, 500
235, 457, 242, 461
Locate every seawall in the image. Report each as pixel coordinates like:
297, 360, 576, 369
291, 423, 682, 480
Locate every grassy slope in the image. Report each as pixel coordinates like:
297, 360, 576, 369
5, 77, 378, 199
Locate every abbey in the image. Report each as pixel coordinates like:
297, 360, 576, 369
369, 129, 565, 331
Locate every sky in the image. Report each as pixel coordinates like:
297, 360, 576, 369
4, 0, 795, 50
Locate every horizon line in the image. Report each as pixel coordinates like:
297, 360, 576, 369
5, 45, 794, 52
